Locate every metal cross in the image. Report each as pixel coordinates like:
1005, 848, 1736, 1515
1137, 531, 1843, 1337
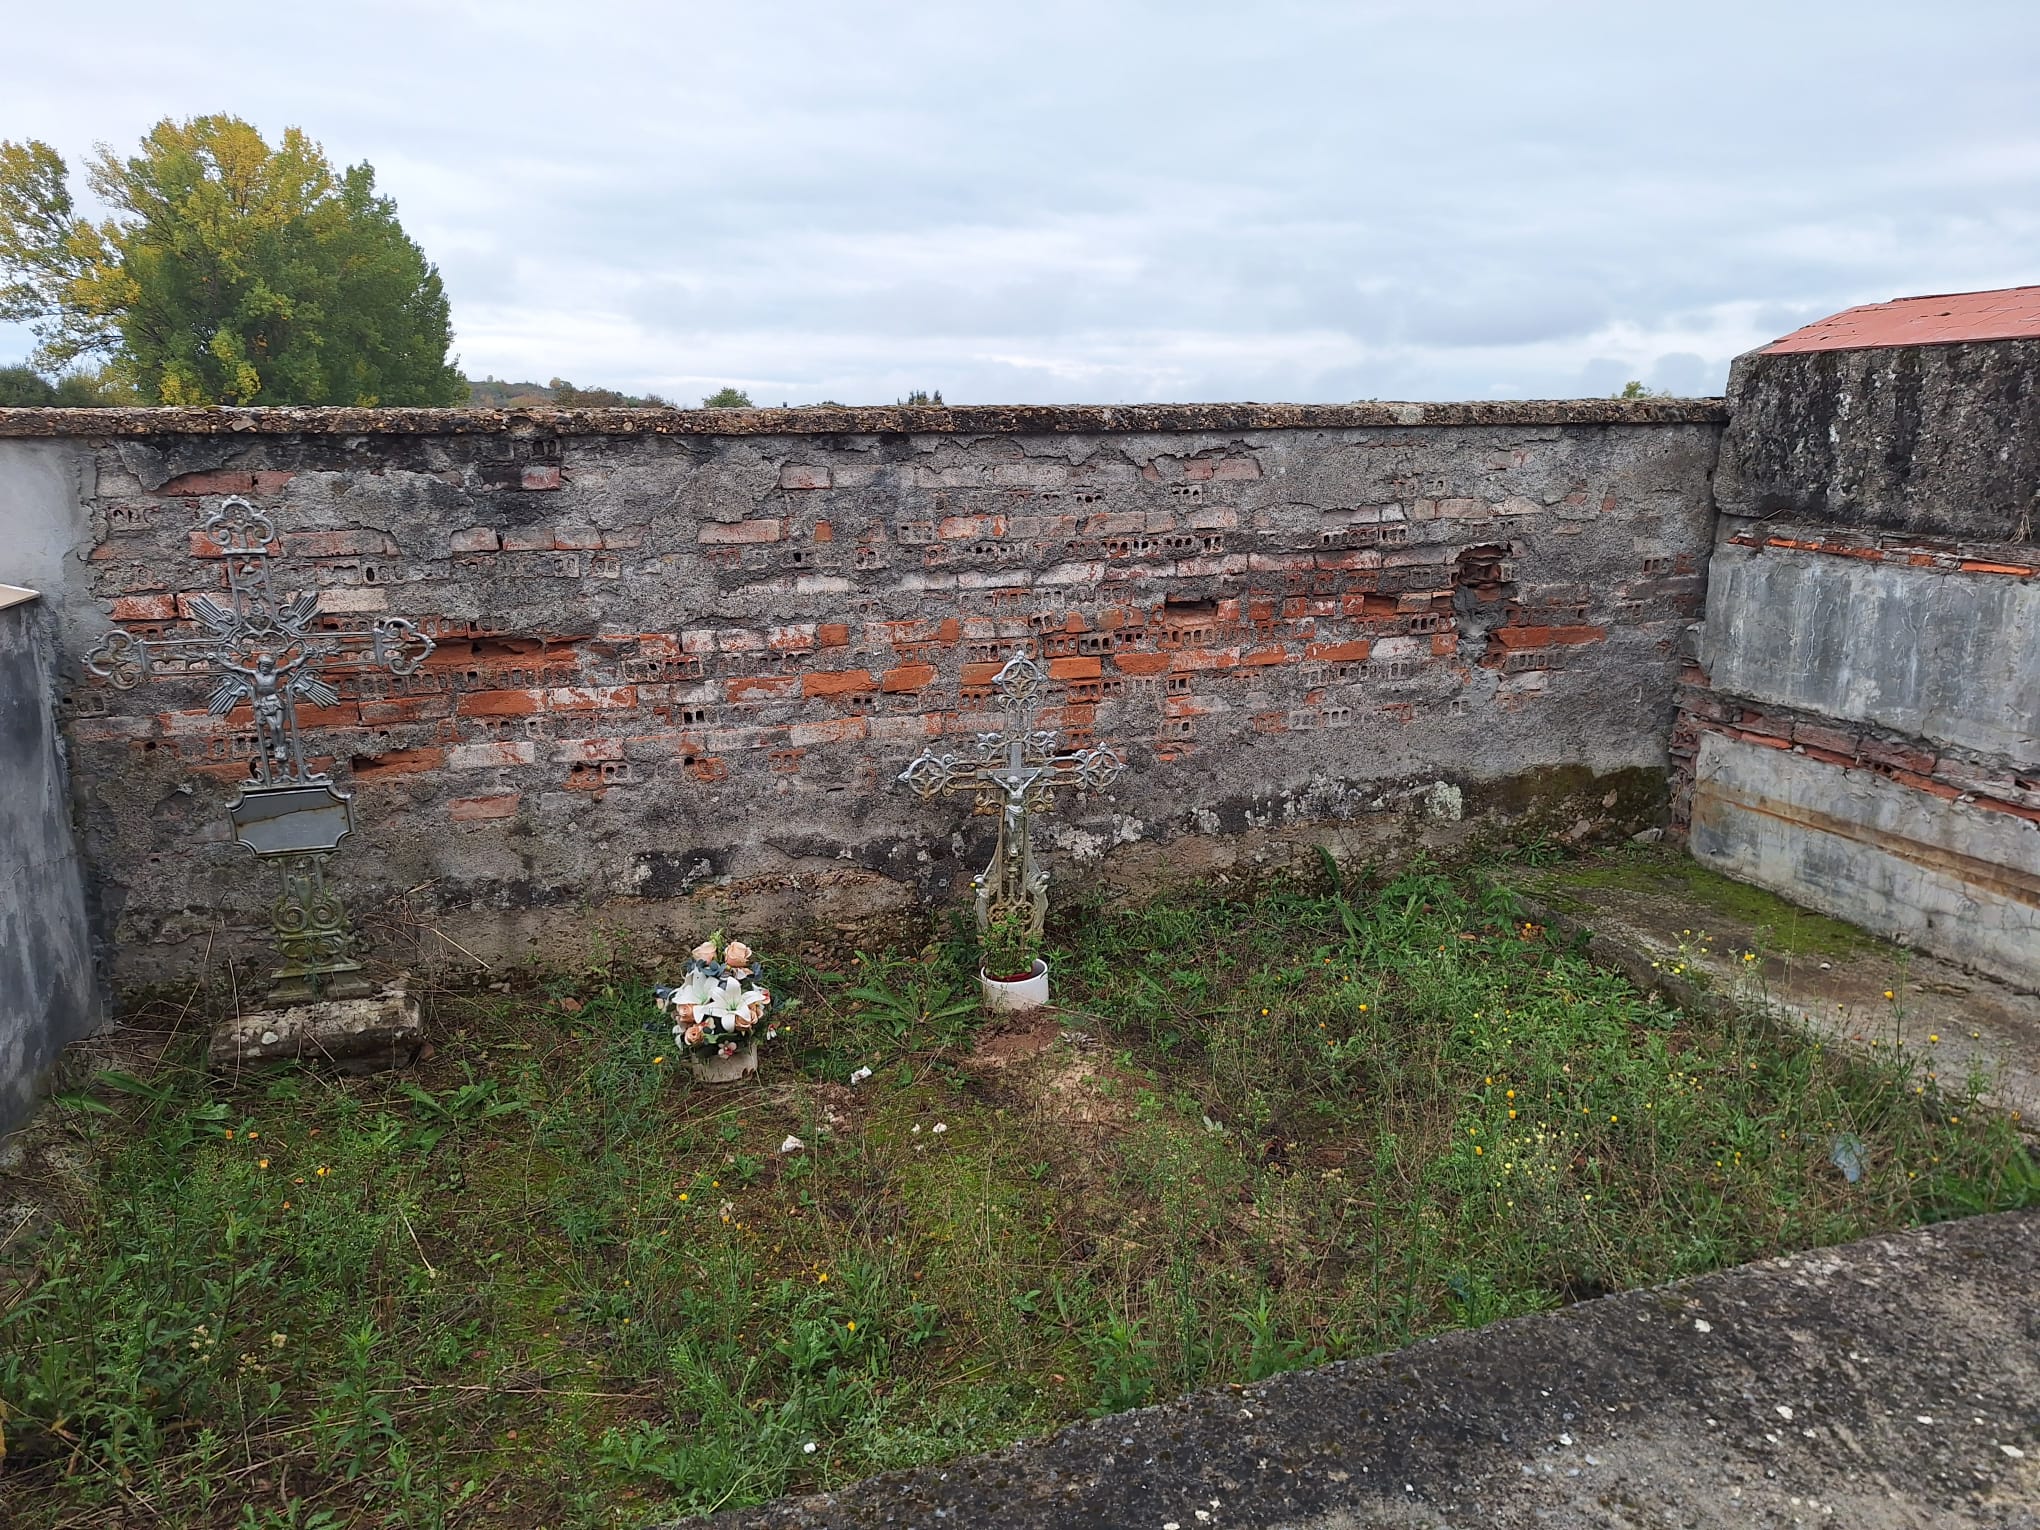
897, 652, 1124, 938
84, 496, 436, 1001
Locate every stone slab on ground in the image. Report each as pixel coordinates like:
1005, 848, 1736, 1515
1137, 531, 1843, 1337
1509, 850, 2040, 1123
681, 1211, 2040, 1529
208, 985, 422, 1073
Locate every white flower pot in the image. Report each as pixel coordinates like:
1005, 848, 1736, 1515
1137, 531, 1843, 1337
980, 959, 1049, 1012
689, 1039, 758, 1083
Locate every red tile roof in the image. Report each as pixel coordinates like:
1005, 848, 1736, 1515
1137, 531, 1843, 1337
1761, 285, 2040, 354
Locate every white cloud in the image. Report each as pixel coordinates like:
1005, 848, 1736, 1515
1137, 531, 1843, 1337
3, 0, 2037, 401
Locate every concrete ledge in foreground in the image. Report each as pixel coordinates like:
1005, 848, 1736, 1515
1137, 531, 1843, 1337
680, 1211, 2040, 1529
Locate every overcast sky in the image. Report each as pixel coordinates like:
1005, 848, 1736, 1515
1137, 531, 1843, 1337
3, 1, 2036, 404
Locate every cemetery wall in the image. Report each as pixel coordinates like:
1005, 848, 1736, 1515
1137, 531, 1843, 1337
0, 585, 103, 1131
0, 401, 1723, 988
1676, 340, 2040, 988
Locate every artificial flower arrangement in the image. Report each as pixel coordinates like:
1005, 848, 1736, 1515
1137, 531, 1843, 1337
655, 936, 775, 1076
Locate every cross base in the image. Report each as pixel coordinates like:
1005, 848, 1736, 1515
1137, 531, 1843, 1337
265, 852, 373, 1004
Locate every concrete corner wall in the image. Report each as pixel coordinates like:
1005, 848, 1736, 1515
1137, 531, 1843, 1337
0, 589, 104, 1133
0, 401, 1722, 990
1678, 342, 2040, 988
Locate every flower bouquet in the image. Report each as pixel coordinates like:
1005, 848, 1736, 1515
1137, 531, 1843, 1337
655, 937, 775, 1083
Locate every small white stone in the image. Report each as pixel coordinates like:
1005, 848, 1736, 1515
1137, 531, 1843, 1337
1693, 1319, 1712, 1333
780, 1136, 805, 1153
2001, 1444, 2027, 1459
1558, 1432, 1574, 1446
803, 1441, 817, 1453
1776, 1405, 1794, 1420
1916, 1415, 1936, 1424
931, 1122, 947, 1134
260, 1030, 279, 1045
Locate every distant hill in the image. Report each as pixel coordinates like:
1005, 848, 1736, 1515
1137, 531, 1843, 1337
465, 376, 676, 409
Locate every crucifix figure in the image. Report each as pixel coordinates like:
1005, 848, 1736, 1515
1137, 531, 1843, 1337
897, 652, 1125, 938
84, 496, 436, 1001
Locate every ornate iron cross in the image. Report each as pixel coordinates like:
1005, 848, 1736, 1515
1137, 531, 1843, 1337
897, 652, 1124, 938
84, 496, 436, 1002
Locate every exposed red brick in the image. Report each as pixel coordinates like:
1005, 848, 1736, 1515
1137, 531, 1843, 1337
292, 702, 358, 730
521, 465, 562, 491
1732, 729, 1793, 750
768, 624, 818, 652
157, 469, 294, 497
1887, 769, 1963, 801
883, 663, 937, 692
1972, 795, 2040, 824
358, 697, 452, 725
1306, 639, 1372, 664
449, 526, 501, 554
813, 521, 835, 542
1113, 651, 1173, 676
450, 792, 521, 822
780, 465, 830, 490
1047, 656, 1103, 680
802, 669, 877, 699
457, 689, 546, 717
685, 755, 730, 783
1798, 746, 1857, 768
818, 622, 852, 647
1960, 559, 2036, 577
111, 594, 178, 621
697, 519, 783, 544
351, 746, 446, 777
727, 675, 800, 703
1792, 721, 1859, 756
1860, 736, 1937, 774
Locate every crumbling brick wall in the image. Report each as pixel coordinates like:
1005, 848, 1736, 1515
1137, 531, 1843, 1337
0, 401, 1723, 986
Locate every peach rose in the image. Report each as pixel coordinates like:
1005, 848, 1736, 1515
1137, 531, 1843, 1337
692, 940, 718, 963
724, 941, 752, 967
683, 1023, 705, 1046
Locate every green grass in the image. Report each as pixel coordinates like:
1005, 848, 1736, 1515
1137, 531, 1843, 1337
2, 862, 2031, 1528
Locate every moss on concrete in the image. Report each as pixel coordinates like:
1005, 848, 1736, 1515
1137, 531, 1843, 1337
1522, 845, 1880, 959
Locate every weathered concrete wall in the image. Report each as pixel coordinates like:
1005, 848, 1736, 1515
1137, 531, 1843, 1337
0, 401, 1723, 988
1690, 732, 2040, 981
1679, 341, 2040, 989
0, 588, 103, 1132
1714, 338, 2040, 544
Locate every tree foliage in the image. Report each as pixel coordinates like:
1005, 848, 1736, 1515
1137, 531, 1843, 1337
548, 376, 672, 408
701, 386, 753, 408
0, 116, 462, 406
0, 360, 131, 406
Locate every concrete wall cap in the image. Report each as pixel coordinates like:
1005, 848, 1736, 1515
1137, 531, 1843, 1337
0, 398, 1728, 439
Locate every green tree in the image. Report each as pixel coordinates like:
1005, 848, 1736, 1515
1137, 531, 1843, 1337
0, 116, 462, 406
0, 359, 130, 406
701, 386, 753, 408
1613, 380, 1667, 400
